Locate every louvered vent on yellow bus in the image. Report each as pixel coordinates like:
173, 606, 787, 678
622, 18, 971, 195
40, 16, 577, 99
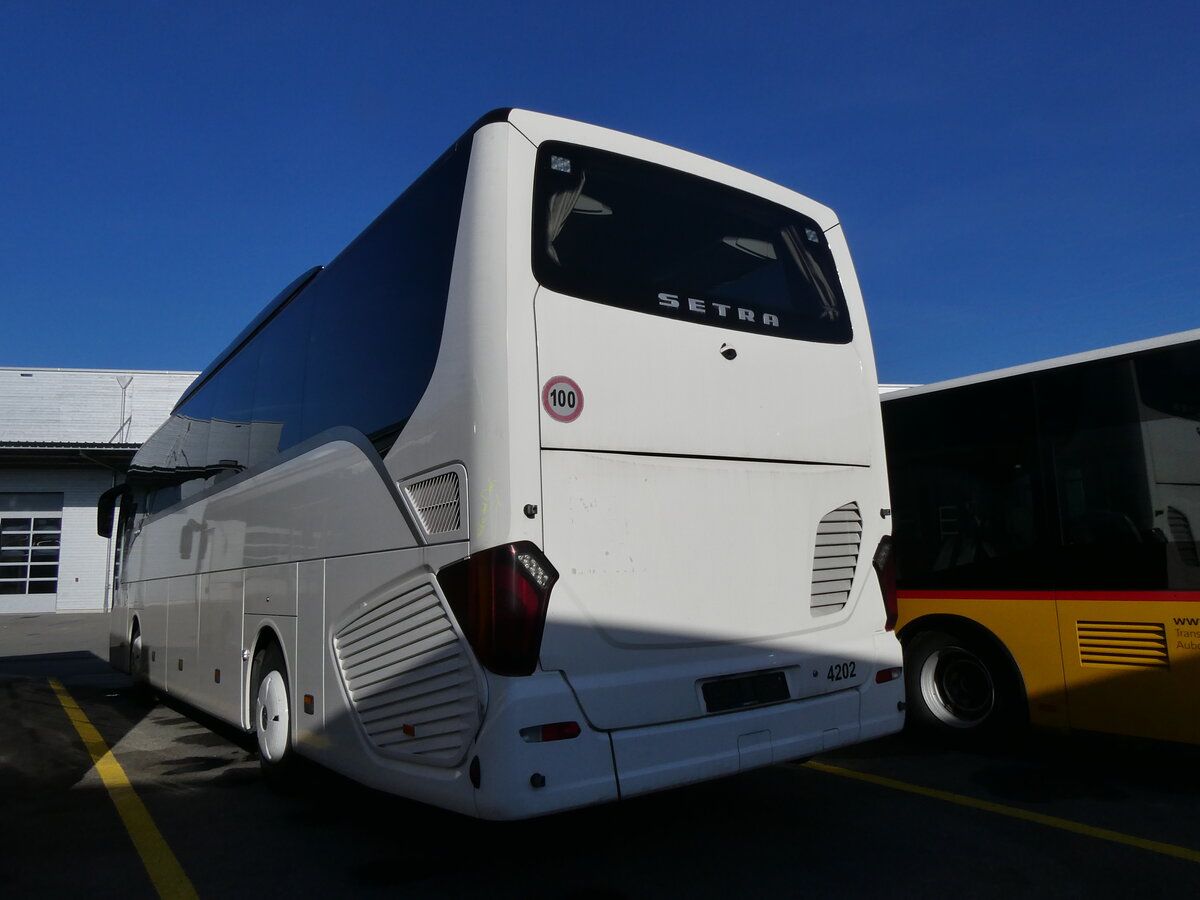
811, 502, 862, 616
333, 582, 482, 766
1077, 621, 1169, 669
398, 464, 467, 541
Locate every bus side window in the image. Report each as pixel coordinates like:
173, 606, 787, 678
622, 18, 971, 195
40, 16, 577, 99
1039, 359, 1158, 588
885, 375, 1050, 590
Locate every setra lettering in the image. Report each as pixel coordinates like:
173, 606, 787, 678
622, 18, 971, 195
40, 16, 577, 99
658, 293, 779, 328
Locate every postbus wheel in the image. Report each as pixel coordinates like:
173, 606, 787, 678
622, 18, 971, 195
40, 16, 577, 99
904, 629, 1023, 737
251, 643, 294, 782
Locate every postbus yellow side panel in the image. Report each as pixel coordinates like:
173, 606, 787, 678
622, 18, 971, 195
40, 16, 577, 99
1056, 596, 1200, 744
898, 595, 1070, 730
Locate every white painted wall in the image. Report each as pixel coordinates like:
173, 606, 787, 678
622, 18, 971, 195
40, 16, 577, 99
0, 368, 196, 444
1, 367, 198, 613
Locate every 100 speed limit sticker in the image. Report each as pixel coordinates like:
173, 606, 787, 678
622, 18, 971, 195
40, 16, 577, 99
542, 376, 584, 423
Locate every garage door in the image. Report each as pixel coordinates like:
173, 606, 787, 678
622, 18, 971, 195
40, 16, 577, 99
0, 492, 64, 610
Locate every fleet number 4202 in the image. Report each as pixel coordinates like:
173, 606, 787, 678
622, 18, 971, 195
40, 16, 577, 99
827, 661, 856, 681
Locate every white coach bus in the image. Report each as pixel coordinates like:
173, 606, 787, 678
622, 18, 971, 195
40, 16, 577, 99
101, 109, 903, 819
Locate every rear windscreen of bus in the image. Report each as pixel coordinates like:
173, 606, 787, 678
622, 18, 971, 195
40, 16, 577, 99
532, 142, 852, 344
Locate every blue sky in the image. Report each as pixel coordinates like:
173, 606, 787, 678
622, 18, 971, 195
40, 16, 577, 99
2, 1, 1196, 384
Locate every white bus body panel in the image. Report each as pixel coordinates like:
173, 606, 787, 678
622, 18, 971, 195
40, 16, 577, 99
387, 121, 546, 554
517, 112, 897, 748
534, 289, 873, 463
538, 451, 892, 729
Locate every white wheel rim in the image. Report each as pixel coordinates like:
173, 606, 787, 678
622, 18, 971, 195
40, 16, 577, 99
130, 633, 143, 676
255, 669, 290, 762
918, 646, 995, 728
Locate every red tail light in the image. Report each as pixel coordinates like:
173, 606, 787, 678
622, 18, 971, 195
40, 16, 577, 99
519, 721, 581, 743
437, 542, 559, 676
872, 535, 897, 631
875, 666, 903, 684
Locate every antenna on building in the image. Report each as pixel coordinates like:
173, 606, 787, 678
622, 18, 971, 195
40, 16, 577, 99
115, 376, 134, 442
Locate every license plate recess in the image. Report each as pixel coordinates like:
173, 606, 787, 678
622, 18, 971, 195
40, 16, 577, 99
701, 670, 789, 713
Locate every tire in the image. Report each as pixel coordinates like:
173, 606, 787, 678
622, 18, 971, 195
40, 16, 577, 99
904, 629, 1024, 738
252, 644, 293, 778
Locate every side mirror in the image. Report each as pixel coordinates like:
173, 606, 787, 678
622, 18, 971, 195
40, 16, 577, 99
97, 484, 129, 539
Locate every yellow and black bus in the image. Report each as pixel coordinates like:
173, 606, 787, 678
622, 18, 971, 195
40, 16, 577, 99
883, 329, 1200, 744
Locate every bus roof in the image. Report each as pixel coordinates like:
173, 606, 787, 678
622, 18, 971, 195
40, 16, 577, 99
883, 327, 1200, 401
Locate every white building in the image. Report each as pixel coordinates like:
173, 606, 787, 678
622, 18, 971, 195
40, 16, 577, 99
0, 367, 198, 613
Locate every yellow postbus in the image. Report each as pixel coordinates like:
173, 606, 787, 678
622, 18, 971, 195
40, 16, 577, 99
883, 329, 1200, 744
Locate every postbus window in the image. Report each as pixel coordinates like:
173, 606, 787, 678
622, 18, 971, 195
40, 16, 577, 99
1135, 346, 1200, 588
884, 376, 1050, 590
1039, 359, 1161, 589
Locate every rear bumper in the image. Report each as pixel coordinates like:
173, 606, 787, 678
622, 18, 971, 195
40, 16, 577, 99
611, 674, 904, 798
469, 655, 904, 819
469, 672, 621, 820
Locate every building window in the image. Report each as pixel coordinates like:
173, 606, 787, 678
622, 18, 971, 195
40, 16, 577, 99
0, 493, 64, 598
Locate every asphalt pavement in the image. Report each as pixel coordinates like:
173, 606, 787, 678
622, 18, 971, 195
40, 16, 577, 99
3, 611, 1198, 899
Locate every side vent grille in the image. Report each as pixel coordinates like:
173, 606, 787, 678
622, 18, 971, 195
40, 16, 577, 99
406, 472, 461, 534
333, 583, 482, 766
811, 502, 862, 615
1077, 621, 1169, 669
398, 464, 467, 542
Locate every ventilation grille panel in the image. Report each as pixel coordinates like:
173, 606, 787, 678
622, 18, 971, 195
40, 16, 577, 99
811, 502, 862, 615
334, 583, 481, 765
398, 464, 467, 541
1077, 621, 1169, 669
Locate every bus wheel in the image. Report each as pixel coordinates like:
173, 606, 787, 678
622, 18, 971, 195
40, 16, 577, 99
905, 630, 1021, 736
129, 626, 145, 682
252, 644, 293, 776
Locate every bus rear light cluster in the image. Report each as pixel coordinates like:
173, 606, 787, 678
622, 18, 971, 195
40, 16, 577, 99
515, 550, 553, 589
519, 721, 581, 743
873, 535, 897, 631
437, 541, 559, 677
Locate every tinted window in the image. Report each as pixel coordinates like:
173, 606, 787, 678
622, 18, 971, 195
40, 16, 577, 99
132, 134, 472, 491
1135, 344, 1200, 588
884, 376, 1052, 590
299, 145, 468, 448
532, 142, 852, 343
885, 343, 1200, 593
1039, 359, 1159, 588
1138, 343, 1200, 422
252, 294, 310, 455
203, 342, 257, 471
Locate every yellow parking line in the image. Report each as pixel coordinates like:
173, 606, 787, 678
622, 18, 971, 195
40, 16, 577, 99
804, 760, 1200, 864
49, 678, 199, 899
